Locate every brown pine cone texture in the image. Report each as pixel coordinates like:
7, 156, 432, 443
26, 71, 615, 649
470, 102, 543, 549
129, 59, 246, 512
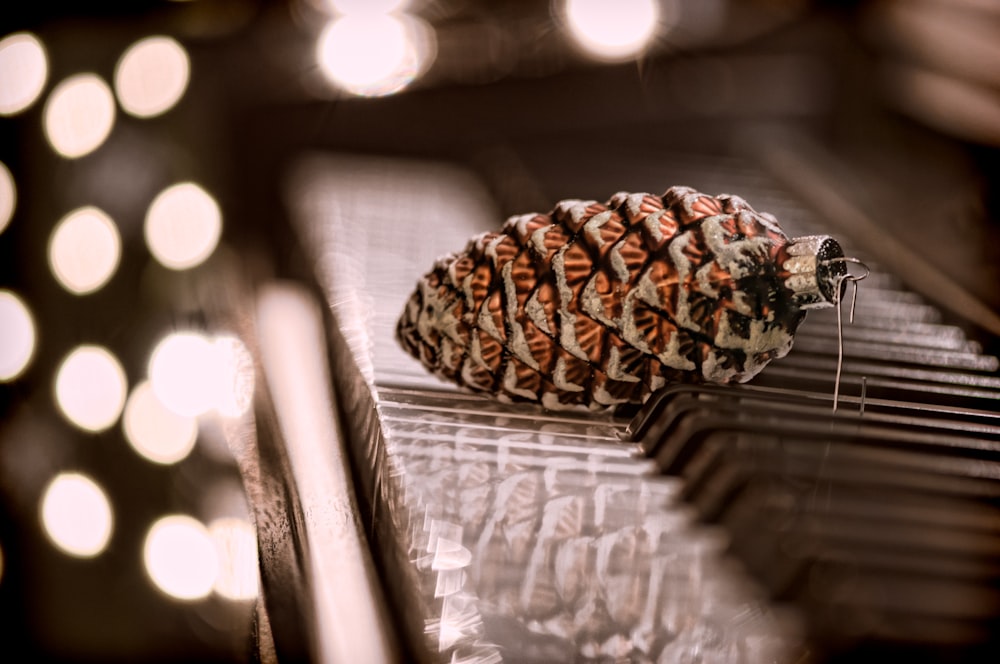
397, 186, 809, 410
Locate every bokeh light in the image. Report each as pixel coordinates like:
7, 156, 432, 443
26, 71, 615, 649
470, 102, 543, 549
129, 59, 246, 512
327, 0, 410, 13
48, 206, 121, 295
144, 515, 218, 600
54, 345, 128, 432
123, 380, 198, 464
148, 332, 254, 418
0, 161, 15, 234
0, 290, 36, 382
43, 73, 116, 158
40, 473, 114, 558
211, 335, 255, 418
209, 517, 259, 600
149, 332, 217, 417
115, 36, 190, 118
144, 182, 222, 270
0, 32, 48, 115
316, 13, 433, 97
564, 0, 660, 61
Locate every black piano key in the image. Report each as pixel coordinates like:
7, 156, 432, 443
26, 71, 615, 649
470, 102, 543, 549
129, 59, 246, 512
627, 383, 1000, 447
639, 402, 1000, 476
752, 368, 1000, 413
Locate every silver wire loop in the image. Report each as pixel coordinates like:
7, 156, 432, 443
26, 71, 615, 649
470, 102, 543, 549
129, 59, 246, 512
823, 256, 871, 413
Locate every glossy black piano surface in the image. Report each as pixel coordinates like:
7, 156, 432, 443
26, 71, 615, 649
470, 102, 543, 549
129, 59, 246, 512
1, 2, 999, 663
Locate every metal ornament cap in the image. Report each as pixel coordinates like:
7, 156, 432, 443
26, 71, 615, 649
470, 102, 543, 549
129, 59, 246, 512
782, 235, 848, 309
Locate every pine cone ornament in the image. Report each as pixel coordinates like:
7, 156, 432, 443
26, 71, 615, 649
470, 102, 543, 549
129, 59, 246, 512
397, 186, 848, 411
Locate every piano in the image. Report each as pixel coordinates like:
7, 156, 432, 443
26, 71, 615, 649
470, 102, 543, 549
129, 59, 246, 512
211, 5, 1000, 664
228, 139, 999, 663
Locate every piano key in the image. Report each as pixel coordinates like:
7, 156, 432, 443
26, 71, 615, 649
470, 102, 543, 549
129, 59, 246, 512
628, 383, 1000, 448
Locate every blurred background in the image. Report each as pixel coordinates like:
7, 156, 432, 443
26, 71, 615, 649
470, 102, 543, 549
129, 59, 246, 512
1, 0, 998, 661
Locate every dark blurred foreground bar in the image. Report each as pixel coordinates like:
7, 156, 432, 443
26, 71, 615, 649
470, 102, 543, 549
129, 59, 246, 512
242, 282, 400, 663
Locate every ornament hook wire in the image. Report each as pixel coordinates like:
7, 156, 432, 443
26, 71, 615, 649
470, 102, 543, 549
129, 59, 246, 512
824, 256, 871, 413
